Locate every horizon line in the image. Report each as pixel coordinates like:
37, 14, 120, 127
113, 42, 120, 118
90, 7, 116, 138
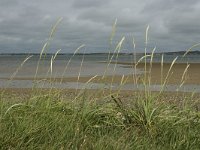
0, 50, 200, 55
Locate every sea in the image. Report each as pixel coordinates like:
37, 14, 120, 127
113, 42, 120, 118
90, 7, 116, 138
0, 53, 200, 92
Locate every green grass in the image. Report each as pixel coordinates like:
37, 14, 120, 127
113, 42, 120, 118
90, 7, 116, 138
0, 90, 200, 150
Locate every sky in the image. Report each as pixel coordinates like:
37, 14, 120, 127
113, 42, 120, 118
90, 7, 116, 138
0, 0, 200, 53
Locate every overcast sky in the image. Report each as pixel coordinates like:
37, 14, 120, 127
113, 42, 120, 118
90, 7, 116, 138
0, 0, 200, 53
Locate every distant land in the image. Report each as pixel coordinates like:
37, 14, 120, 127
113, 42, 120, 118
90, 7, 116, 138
162, 50, 200, 55
0, 50, 200, 55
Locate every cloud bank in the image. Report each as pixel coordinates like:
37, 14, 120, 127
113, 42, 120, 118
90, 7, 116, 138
0, 0, 200, 53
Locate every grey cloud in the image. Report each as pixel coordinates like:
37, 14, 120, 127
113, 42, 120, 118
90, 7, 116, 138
72, 0, 110, 9
0, 0, 200, 53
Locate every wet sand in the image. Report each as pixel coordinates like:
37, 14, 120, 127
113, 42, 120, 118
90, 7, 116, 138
119, 62, 200, 84
2, 62, 200, 85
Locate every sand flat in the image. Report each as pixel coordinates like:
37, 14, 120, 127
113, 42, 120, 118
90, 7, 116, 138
120, 62, 200, 84
1, 62, 199, 85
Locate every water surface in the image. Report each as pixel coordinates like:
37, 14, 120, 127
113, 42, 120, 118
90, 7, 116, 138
1, 53, 200, 92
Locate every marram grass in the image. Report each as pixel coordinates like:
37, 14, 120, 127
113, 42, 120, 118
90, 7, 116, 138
0, 90, 200, 150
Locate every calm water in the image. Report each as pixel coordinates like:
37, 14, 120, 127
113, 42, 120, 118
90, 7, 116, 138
0, 54, 136, 78
0, 53, 200, 78
0, 53, 200, 92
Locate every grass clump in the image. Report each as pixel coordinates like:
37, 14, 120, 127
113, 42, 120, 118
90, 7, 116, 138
0, 90, 200, 149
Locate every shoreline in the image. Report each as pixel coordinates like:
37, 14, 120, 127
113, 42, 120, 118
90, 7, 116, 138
1, 61, 200, 101
116, 62, 200, 84
1, 62, 200, 85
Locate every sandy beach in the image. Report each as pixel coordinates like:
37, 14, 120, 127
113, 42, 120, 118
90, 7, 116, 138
2, 62, 199, 85
1, 61, 200, 109
119, 62, 200, 85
